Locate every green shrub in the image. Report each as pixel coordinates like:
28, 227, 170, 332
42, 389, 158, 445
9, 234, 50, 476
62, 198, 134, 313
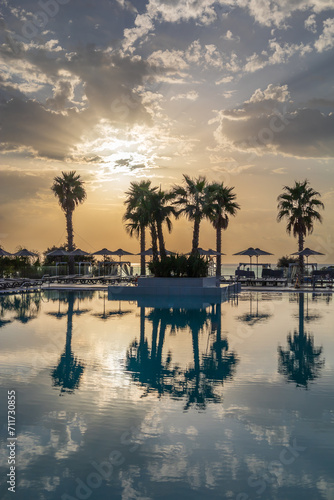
148, 253, 209, 278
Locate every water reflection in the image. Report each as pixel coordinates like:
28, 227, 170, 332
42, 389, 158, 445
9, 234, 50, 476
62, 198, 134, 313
0, 292, 42, 324
236, 292, 273, 325
92, 291, 132, 320
278, 293, 325, 388
126, 303, 238, 410
51, 292, 85, 395
0, 290, 333, 500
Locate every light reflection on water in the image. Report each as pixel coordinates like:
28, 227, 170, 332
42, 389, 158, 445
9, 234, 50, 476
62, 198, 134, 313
0, 290, 333, 500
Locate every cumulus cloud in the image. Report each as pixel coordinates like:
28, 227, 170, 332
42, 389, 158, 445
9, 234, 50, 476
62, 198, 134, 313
216, 75, 234, 84
315, 18, 334, 52
148, 40, 225, 73
305, 14, 317, 33
234, 0, 334, 28
148, 49, 189, 72
213, 84, 334, 158
122, 0, 227, 52
170, 90, 199, 101
46, 80, 73, 110
223, 30, 240, 42
146, 0, 221, 25
244, 39, 312, 73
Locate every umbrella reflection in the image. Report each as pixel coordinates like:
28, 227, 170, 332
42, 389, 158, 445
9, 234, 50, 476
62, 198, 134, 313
92, 292, 132, 320
237, 292, 273, 326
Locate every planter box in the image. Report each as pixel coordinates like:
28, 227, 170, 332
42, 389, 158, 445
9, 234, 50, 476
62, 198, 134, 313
137, 277, 217, 288
108, 279, 241, 303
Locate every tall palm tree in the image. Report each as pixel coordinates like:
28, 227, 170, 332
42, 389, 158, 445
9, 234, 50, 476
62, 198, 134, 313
150, 190, 177, 259
173, 175, 209, 254
207, 183, 240, 277
277, 180, 324, 280
51, 171, 86, 274
123, 181, 159, 274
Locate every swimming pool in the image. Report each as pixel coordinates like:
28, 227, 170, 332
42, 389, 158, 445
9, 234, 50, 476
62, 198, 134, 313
0, 290, 333, 500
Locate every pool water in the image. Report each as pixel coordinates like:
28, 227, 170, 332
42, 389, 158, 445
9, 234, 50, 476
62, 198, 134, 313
0, 290, 333, 500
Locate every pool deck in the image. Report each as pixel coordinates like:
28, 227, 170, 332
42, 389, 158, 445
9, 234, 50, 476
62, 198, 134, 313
0, 283, 333, 295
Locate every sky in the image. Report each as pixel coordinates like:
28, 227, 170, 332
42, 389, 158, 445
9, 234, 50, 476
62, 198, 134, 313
0, 0, 334, 263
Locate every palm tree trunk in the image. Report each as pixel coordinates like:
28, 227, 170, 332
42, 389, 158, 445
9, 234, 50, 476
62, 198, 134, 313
140, 225, 146, 276
216, 223, 222, 277
157, 221, 167, 259
66, 209, 75, 274
192, 219, 200, 254
298, 232, 304, 282
150, 223, 159, 263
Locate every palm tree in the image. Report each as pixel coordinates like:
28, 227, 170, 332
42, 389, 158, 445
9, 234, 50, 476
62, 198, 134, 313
173, 175, 209, 254
123, 181, 159, 274
207, 183, 240, 277
150, 190, 177, 259
277, 180, 324, 280
51, 171, 87, 274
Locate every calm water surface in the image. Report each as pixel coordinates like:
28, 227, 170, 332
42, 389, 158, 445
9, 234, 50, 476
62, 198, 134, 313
0, 290, 333, 500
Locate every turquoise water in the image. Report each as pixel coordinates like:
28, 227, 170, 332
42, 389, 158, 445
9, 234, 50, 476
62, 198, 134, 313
0, 290, 333, 500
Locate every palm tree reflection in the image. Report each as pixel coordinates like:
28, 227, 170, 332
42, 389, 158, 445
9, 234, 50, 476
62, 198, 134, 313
0, 292, 41, 325
278, 293, 324, 388
51, 292, 85, 394
126, 303, 238, 409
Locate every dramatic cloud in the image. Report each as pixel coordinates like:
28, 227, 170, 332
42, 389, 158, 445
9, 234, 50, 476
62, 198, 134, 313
213, 84, 334, 158
0, 0, 333, 256
0, 97, 90, 160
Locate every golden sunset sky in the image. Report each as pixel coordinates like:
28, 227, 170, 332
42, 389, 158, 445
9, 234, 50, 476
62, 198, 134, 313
1, 0, 334, 263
